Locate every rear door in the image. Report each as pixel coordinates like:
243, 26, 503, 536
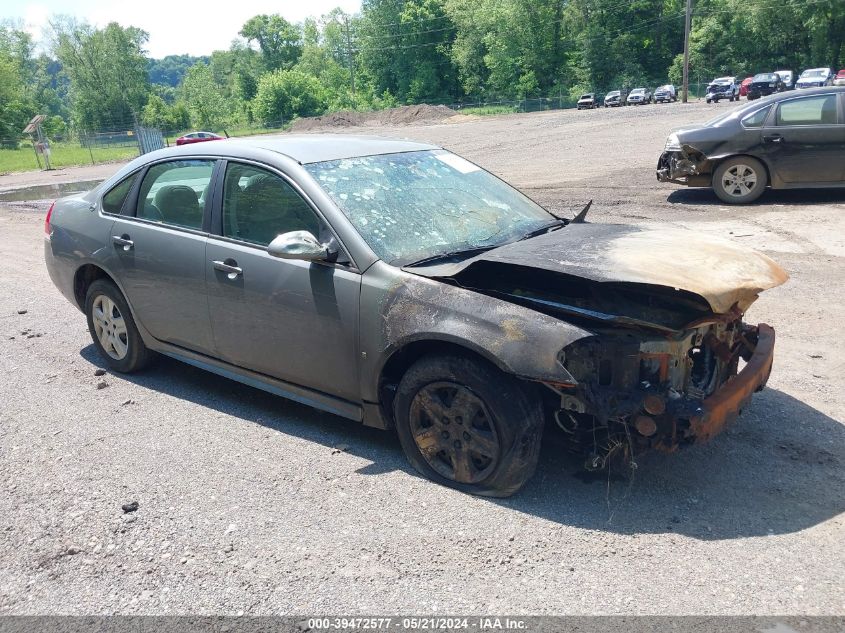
205, 161, 361, 400
760, 93, 845, 184
109, 158, 218, 354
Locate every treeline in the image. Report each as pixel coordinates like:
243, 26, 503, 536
1, 0, 843, 145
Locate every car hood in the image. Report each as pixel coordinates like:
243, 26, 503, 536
405, 223, 788, 316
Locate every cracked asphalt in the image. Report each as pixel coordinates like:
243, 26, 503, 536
0, 100, 843, 615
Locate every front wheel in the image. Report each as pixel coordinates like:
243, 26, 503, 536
85, 279, 152, 373
713, 156, 767, 204
394, 354, 543, 497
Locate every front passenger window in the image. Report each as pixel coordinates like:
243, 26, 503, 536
136, 160, 215, 230
222, 163, 322, 247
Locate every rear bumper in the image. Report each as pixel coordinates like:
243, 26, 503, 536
687, 323, 775, 442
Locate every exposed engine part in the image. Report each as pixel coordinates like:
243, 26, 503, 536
634, 415, 658, 437
555, 409, 579, 434
643, 393, 666, 415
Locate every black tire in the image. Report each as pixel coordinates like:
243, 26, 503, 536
712, 156, 768, 204
394, 353, 543, 497
85, 279, 152, 373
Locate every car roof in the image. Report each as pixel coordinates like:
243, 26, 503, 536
153, 134, 441, 165
801, 67, 831, 73
726, 85, 845, 112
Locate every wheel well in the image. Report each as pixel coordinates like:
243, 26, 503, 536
377, 340, 524, 428
73, 264, 113, 309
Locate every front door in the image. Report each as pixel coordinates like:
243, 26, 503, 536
110, 158, 217, 354
761, 93, 845, 184
205, 161, 361, 401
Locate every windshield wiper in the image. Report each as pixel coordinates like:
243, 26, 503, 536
403, 245, 498, 267
514, 220, 567, 242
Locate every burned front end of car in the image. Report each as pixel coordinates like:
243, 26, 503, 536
550, 311, 774, 469
410, 222, 786, 473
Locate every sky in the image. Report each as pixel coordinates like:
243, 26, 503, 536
3, 0, 362, 58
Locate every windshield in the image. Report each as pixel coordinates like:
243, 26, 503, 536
306, 150, 555, 265
801, 69, 826, 78
607, 91, 620, 97
754, 74, 776, 81
712, 77, 731, 84
631, 88, 645, 94
580, 94, 593, 99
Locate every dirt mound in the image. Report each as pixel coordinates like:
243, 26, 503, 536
290, 104, 457, 132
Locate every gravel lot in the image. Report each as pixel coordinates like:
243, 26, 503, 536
0, 101, 843, 615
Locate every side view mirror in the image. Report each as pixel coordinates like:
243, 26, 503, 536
267, 230, 332, 262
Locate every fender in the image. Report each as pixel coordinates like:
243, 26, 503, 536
358, 262, 594, 403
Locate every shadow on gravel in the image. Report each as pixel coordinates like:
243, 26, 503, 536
81, 345, 844, 541
667, 187, 845, 206
508, 387, 845, 541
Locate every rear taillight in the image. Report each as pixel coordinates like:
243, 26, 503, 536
45, 201, 55, 235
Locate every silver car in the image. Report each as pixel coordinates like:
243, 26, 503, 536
45, 136, 786, 496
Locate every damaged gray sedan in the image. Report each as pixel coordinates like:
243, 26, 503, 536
45, 136, 787, 496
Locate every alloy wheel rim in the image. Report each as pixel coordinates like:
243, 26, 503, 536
409, 381, 500, 484
92, 295, 128, 360
722, 164, 758, 197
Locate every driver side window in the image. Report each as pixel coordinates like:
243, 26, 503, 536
222, 163, 322, 247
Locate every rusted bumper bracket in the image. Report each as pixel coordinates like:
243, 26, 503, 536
688, 323, 775, 443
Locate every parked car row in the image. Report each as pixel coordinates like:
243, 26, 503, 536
731, 67, 844, 101
578, 85, 678, 110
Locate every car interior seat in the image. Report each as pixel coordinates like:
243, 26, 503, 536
153, 185, 202, 228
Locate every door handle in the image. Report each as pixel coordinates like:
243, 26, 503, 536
112, 235, 134, 251
213, 259, 243, 279
763, 134, 783, 143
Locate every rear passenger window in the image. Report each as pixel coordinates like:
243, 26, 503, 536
741, 106, 770, 128
101, 174, 137, 214
136, 160, 215, 230
776, 95, 838, 126
222, 163, 322, 247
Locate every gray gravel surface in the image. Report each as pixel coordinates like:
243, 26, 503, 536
0, 100, 843, 615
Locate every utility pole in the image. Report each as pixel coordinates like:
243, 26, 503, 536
343, 15, 356, 96
682, 0, 692, 103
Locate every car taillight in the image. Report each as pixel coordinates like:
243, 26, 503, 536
45, 201, 55, 235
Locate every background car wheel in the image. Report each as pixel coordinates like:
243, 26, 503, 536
713, 156, 767, 204
85, 279, 152, 373
394, 353, 543, 497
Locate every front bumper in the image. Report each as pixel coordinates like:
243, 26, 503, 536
656, 150, 712, 186
688, 323, 775, 442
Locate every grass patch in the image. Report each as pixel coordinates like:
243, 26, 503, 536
455, 105, 518, 116
0, 142, 139, 174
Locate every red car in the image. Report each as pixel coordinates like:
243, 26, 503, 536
175, 131, 226, 146
739, 76, 754, 97
833, 69, 845, 87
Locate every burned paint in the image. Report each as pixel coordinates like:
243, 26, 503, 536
407, 223, 788, 315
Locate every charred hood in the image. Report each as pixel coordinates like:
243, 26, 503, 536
405, 224, 788, 331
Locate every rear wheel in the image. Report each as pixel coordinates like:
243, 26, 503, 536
394, 354, 543, 497
85, 279, 152, 373
713, 156, 767, 204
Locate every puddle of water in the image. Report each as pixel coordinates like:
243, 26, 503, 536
0, 179, 103, 202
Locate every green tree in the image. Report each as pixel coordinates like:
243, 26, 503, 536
51, 19, 150, 130
0, 26, 36, 147
141, 93, 190, 131
252, 68, 328, 123
357, 0, 458, 103
240, 15, 303, 71
181, 62, 229, 129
